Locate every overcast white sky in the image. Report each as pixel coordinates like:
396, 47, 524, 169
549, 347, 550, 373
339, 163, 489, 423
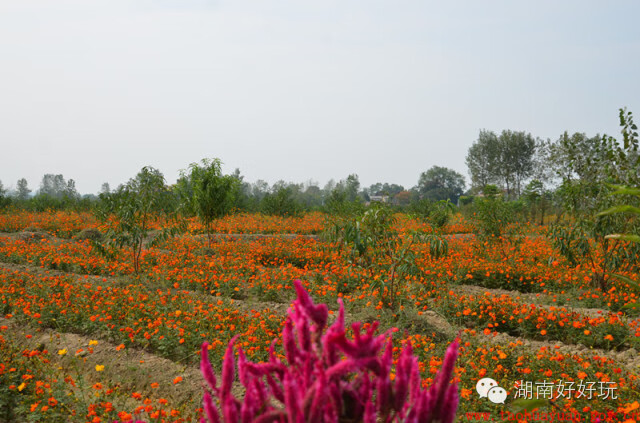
1, 1, 639, 194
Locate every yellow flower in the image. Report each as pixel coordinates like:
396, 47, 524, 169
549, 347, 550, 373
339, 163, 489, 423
18, 383, 26, 392
57, 349, 67, 356
95, 365, 105, 372
89, 340, 98, 346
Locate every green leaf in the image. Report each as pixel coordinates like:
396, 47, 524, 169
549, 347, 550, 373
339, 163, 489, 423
510, 398, 550, 414
605, 234, 640, 243
620, 303, 640, 316
597, 205, 640, 216
610, 186, 640, 196
610, 273, 640, 289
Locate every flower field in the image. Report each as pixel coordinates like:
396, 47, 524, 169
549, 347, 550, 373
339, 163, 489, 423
1, 210, 639, 422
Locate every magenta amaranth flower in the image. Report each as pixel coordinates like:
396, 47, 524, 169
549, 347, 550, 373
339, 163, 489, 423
199, 279, 460, 423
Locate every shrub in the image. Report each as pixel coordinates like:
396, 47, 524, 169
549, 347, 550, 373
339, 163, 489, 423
473, 194, 514, 239
97, 166, 179, 273
325, 204, 440, 309
549, 108, 640, 291
409, 199, 455, 228
199, 280, 460, 422
73, 228, 103, 242
177, 158, 239, 247
261, 187, 303, 217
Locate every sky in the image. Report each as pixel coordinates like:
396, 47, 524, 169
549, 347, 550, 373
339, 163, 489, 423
1, 0, 639, 195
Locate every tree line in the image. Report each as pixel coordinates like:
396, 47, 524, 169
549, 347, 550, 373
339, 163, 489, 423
1, 108, 637, 226
0, 165, 468, 216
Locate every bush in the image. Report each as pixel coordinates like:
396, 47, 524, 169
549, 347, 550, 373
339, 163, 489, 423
97, 166, 180, 273
473, 193, 517, 240
324, 188, 364, 216
177, 158, 239, 247
458, 195, 473, 207
325, 204, 439, 309
409, 199, 455, 228
73, 228, 103, 242
261, 187, 303, 217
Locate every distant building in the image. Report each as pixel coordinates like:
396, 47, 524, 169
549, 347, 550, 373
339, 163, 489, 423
369, 192, 389, 203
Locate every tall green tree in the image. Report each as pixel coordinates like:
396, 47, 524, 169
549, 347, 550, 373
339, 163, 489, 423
342, 174, 361, 202
466, 130, 500, 191
39, 174, 67, 198
549, 108, 640, 291
498, 130, 536, 197
178, 158, 239, 247
0, 180, 9, 210
523, 179, 551, 225
261, 186, 302, 217
466, 130, 536, 197
300, 181, 324, 210
417, 166, 465, 203
16, 178, 31, 201
549, 132, 606, 184
229, 168, 252, 211
64, 179, 79, 201
100, 182, 111, 195
98, 166, 175, 273
365, 183, 405, 199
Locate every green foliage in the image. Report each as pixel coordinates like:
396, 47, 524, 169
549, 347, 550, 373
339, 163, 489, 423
498, 130, 537, 197
12, 174, 89, 211
38, 174, 67, 198
0, 181, 10, 211
324, 188, 364, 216
523, 179, 552, 225
324, 175, 365, 215
97, 166, 179, 273
473, 190, 517, 240
261, 186, 303, 217
547, 225, 591, 267
417, 166, 466, 203
326, 204, 446, 309
461, 270, 545, 293
28, 193, 79, 212
466, 130, 536, 197
366, 182, 405, 199
177, 158, 239, 246
409, 199, 456, 228
550, 108, 640, 291
341, 173, 361, 202
15, 178, 31, 202
466, 130, 500, 189
597, 184, 640, 290
458, 195, 473, 206
424, 232, 448, 259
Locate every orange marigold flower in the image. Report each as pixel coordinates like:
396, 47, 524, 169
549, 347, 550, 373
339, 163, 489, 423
118, 412, 132, 421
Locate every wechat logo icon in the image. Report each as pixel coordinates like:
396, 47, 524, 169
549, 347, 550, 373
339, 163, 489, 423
476, 378, 508, 404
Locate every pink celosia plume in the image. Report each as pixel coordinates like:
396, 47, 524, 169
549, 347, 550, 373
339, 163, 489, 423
198, 279, 459, 423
